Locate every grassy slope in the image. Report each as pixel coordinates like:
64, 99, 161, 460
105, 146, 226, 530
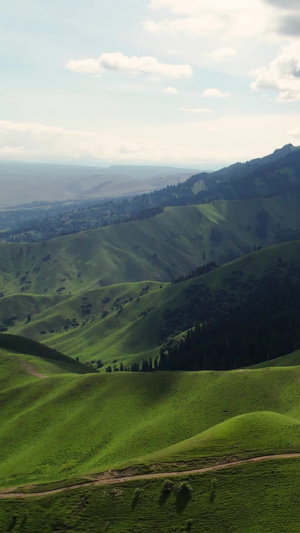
1, 365, 300, 489
7, 239, 300, 364
0, 333, 94, 373
1, 459, 300, 532
130, 411, 300, 468
0, 350, 91, 392
1, 193, 300, 297
252, 348, 300, 368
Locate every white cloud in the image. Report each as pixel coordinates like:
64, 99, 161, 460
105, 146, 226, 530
146, 0, 275, 39
288, 126, 300, 138
144, 16, 225, 36
251, 42, 300, 101
202, 88, 229, 99
66, 52, 192, 79
207, 48, 238, 63
0, 145, 27, 157
162, 86, 178, 94
179, 107, 212, 114
167, 49, 179, 56
1, 116, 300, 165
206, 127, 221, 134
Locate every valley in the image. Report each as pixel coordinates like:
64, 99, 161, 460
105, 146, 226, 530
1, 147, 300, 531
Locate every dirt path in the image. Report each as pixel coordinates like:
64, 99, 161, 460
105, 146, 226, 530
1, 453, 300, 500
21, 361, 48, 379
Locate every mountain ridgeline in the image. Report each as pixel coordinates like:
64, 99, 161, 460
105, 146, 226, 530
2, 143, 300, 242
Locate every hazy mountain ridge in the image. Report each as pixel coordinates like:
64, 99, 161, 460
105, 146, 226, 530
2, 144, 300, 243
0, 162, 200, 208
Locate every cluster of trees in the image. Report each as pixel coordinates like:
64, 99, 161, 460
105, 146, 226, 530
105, 359, 160, 373
173, 262, 218, 284
136, 265, 300, 372
3, 201, 164, 243
105, 362, 144, 372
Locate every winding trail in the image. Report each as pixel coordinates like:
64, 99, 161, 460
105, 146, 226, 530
21, 361, 48, 379
1, 453, 300, 500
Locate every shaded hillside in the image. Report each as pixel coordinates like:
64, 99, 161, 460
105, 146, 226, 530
4, 241, 300, 368
205, 143, 299, 183
0, 333, 94, 373
1, 194, 300, 299
154, 266, 300, 371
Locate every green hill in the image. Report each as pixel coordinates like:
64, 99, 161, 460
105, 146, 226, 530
0, 333, 94, 377
1, 366, 300, 489
1, 458, 300, 532
252, 348, 300, 368
1, 194, 300, 297
130, 411, 300, 468
3, 240, 300, 368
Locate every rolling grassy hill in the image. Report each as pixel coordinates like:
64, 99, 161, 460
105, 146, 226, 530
1, 363, 300, 490
1, 193, 300, 298
1, 458, 300, 532
0, 189, 300, 368
252, 348, 300, 368
0, 333, 94, 375
2, 239, 300, 367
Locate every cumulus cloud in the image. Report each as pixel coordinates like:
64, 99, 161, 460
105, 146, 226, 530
260, 0, 300, 37
206, 48, 238, 63
264, 0, 300, 9
0, 121, 143, 161
251, 43, 300, 101
278, 16, 300, 36
66, 52, 192, 79
179, 107, 212, 114
146, 0, 275, 38
202, 88, 229, 99
162, 86, 178, 94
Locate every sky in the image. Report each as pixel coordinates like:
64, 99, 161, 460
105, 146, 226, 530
2, 0, 300, 168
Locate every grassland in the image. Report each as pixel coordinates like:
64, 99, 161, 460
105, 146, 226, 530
1, 459, 300, 532
3, 239, 300, 366
252, 348, 300, 368
2, 172, 300, 532
2, 352, 300, 491
1, 193, 300, 297
1, 192, 300, 366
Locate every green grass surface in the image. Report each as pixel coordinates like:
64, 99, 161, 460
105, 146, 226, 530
1, 195, 300, 364
6, 239, 300, 364
0, 333, 94, 373
1, 363, 300, 489
1, 459, 300, 532
1, 194, 300, 297
252, 348, 300, 368
129, 411, 300, 468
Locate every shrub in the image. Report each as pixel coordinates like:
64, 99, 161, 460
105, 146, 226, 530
177, 482, 193, 495
162, 479, 174, 493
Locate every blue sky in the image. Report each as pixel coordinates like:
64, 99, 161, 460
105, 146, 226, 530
1, 0, 300, 167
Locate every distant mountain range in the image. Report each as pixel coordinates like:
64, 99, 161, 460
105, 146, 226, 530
2, 143, 300, 243
0, 162, 200, 208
